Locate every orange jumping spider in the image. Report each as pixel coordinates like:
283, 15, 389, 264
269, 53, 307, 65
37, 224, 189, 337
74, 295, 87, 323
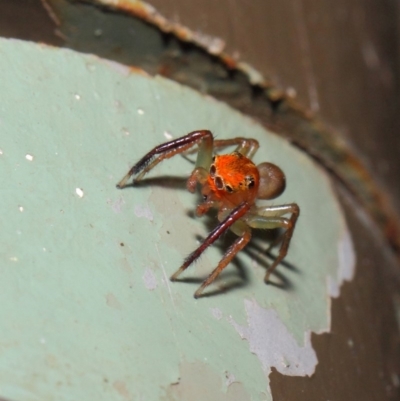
117, 130, 299, 298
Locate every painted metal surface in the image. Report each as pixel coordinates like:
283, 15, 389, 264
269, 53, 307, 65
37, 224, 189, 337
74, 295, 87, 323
0, 39, 353, 400
40, 0, 400, 266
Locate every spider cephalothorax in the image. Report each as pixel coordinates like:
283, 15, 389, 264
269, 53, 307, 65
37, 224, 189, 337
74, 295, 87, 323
205, 152, 259, 205
117, 130, 299, 298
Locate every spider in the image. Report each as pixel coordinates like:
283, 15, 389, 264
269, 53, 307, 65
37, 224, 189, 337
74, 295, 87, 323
117, 130, 299, 298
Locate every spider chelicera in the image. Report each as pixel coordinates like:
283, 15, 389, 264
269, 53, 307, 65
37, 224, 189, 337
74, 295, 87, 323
117, 130, 299, 298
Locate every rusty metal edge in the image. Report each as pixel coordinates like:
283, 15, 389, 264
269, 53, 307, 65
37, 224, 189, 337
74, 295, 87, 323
44, 0, 400, 255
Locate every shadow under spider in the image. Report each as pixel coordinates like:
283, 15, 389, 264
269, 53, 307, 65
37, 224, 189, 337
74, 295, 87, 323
172, 258, 249, 299
128, 175, 300, 295
182, 214, 300, 294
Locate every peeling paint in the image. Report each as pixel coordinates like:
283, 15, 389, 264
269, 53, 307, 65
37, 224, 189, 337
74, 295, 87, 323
225, 371, 236, 387
0, 39, 358, 401
338, 229, 356, 282
134, 204, 153, 221
142, 267, 157, 290
229, 299, 317, 377
108, 196, 125, 213
163, 360, 251, 401
210, 307, 223, 321
101, 58, 131, 76
328, 227, 356, 298
95, 0, 226, 56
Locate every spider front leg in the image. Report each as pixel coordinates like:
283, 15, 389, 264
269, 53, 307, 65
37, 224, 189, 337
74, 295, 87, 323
246, 203, 300, 282
170, 202, 251, 298
213, 137, 259, 159
184, 137, 260, 159
117, 129, 214, 188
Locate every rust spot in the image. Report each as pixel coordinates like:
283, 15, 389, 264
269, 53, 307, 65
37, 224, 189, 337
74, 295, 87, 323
113, 381, 130, 399
128, 65, 149, 76
99, 0, 226, 55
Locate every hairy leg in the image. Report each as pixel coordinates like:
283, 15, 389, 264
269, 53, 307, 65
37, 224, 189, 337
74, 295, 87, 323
184, 137, 259, 159
117, 130, 214, 188
194, 228, 251, 298
170, 202, 251, 296
213, 137, 259, 159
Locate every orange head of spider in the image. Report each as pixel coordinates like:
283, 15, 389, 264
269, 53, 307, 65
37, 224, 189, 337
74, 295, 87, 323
203, 151, 286, 209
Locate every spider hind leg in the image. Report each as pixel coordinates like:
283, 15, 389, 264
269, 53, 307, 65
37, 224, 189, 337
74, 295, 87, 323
246, 203, 299, 282
170, 202, 251, 298
194, 228, 251, 298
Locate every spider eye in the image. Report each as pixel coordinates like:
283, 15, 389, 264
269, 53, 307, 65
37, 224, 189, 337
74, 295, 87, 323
209, 164, 216, 177
215, 176, 224, 190
226, 185, 233, 193
246, 175, 255, 188
203, 194, 208, 201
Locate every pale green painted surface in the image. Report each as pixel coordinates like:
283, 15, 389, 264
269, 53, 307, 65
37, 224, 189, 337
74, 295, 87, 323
0, 39, 349, 400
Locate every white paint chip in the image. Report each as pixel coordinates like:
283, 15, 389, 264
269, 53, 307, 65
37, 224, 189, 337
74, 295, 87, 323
25, 154, 34, 161
229, 299, 317, 377
329, 228, 356, 298
101, 59, 130, 76
18, 206, 24, 212
134, 204, 153, 221
163, 131, 173, 140
137, 108, 145, 115
142, 267, 157, 290
0, 149, 3, 155
75, 94, 81, 100
9, 257, 18, 262
338, 229, 356, 282
207, 37, 225, 54
108, 196, 125, 213
210, 307, 223, 320
75, 188, 84, 198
